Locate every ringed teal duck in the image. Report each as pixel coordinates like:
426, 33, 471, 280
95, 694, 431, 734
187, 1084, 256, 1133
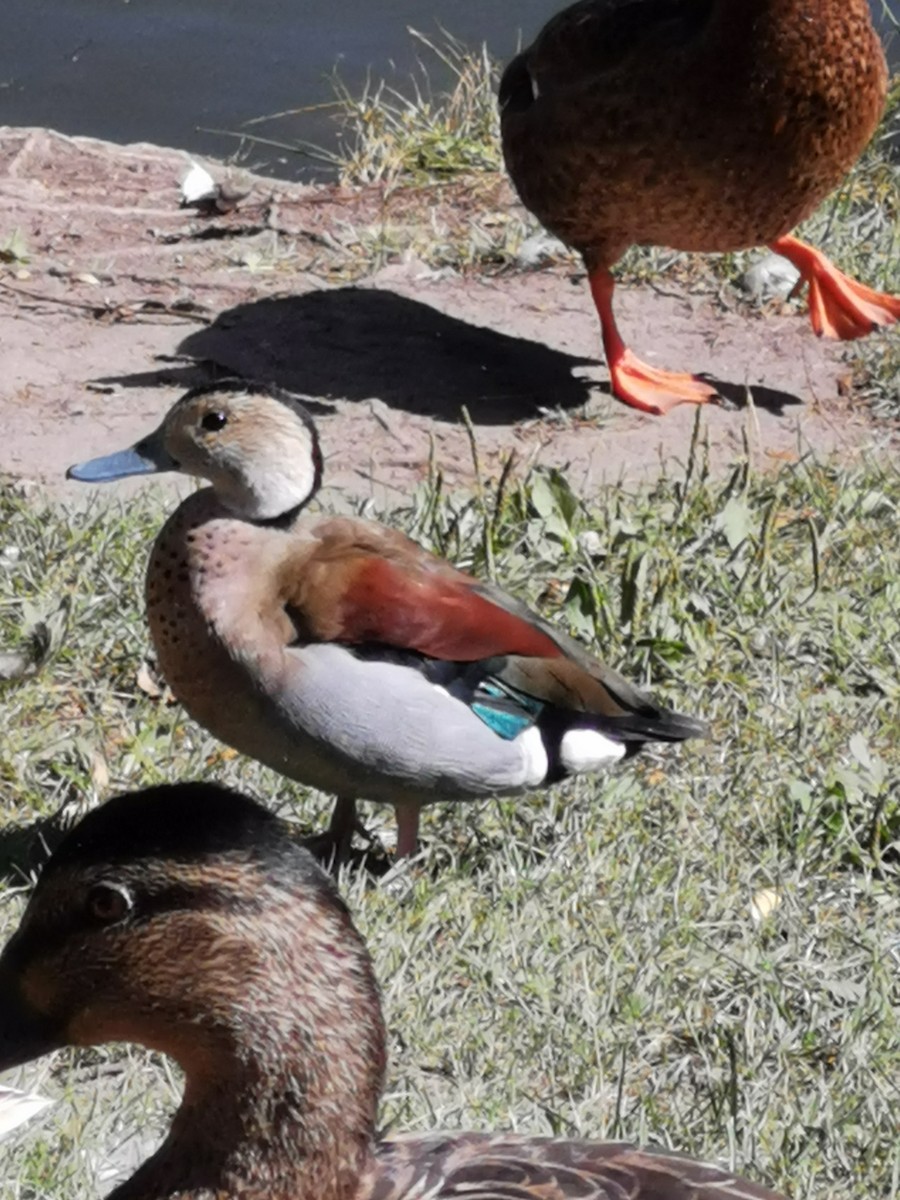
68, 380, 707, 859
500, 0, 899, 414
0, 781, 786, 1200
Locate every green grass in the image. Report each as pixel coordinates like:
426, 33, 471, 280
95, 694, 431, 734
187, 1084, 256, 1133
1, 441, 898, 1197
332, 29, 502, 187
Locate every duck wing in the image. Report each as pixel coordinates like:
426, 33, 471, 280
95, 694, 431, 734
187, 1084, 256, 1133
367, 1134, 782, 1200
280, 519, 707, 745
280, 517, 562, 661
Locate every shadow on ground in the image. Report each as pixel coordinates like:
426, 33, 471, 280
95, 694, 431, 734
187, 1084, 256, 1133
94, 287, 811, 424
167, 288, 598, 424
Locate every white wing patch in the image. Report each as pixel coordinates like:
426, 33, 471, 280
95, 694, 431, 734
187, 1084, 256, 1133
560, 729, 625, 774
519, 726, 549, 786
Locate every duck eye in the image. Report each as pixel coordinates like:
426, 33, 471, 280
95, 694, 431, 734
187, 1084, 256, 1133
86, 883, 133, 925
200, 411, 228, 432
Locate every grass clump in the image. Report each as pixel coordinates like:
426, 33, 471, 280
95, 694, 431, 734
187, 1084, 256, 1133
1, 443, 899, 1197
334, 29, 502, 187
322, 29, 525, 277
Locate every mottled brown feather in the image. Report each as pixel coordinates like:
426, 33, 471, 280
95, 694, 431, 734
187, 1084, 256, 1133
365, 1135, 785, 1200
500, 0, 888, 263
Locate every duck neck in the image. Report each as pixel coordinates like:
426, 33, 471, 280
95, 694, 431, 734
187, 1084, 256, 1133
109, 897, 387, 1200
253, 499, 308, 530
116, 1063, 377, 1200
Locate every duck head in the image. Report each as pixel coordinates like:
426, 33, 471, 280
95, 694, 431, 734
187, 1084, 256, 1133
0, 783, 385, 1192
67, 380, 324, 521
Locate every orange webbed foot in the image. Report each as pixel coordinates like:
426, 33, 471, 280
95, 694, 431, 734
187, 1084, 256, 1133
607, 349, 719, 415
770, 235, 900, 341
588, 264, 718, 415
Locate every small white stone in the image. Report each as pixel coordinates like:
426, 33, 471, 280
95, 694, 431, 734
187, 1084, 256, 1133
515, 233, 568, 269
740, 253, 801, 302
749, 887, 783, 924
577, 530, 604, 558
180, 161, 218, 206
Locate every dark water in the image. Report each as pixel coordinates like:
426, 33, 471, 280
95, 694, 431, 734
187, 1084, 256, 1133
0, 0, 896, 181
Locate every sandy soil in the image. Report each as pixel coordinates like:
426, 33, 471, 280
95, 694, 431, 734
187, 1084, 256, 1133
0, 126, 893, 509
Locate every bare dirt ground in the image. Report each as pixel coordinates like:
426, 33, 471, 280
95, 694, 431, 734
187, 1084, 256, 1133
0, 126, 894, 508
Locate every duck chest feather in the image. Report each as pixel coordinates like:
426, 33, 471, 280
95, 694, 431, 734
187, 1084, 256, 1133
146, 492, 302, 718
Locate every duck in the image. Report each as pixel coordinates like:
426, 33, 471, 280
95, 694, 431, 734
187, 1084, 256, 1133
0, 780, 786, 1200
499, 0, 900, 415
67, 380, 707, 861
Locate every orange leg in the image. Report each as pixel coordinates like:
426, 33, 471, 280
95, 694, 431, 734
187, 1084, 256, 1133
770, 234, 900, 341
393, 802, 421, 859
588, 267, 718, 415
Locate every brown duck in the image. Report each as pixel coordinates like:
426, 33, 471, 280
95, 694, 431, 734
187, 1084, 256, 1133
0, 781, 786, 1200
500, 0, 899, 414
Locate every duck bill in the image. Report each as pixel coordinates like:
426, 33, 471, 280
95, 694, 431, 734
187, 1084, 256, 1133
0, 954, 62, 1071
66, 427, 176, 483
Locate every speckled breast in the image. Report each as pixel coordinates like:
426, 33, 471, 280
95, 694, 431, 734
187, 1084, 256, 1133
145, 490, 294, 758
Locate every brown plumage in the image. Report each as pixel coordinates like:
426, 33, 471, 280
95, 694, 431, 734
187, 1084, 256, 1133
500, 0, 899, 414
0, 783, 785, 1200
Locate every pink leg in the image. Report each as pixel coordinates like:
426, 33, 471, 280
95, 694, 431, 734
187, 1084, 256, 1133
393, 803, 421, 859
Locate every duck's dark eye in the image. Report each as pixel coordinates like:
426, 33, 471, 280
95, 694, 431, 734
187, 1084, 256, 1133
200, 411, 228, 432
86, 883, 133, 925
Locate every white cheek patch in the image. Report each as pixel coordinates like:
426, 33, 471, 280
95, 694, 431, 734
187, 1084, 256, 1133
519, 726, 549, 786
560, 729, 626, 774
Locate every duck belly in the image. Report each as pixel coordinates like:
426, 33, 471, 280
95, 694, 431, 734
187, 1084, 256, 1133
502, 0, 887, 260
165, 636, 548, 805
260, 643, 554, 805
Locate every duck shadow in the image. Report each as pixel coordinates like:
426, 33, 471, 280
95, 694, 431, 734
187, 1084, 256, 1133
97, 286, 809, 422
169, 288, 596, 424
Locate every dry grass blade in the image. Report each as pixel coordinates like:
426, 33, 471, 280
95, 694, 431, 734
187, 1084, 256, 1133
333, 28, 501, 188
